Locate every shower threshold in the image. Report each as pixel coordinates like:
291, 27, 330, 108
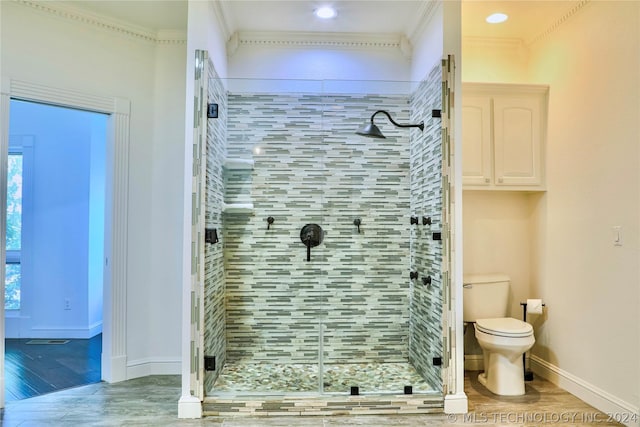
203, 392, 444, 417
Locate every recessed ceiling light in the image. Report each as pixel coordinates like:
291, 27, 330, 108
315, 6, 337, 19
486, 13, 508, 24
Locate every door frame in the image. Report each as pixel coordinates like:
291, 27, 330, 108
0, 78, 131, 407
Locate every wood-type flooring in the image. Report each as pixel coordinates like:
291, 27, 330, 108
4, 333, 101, 401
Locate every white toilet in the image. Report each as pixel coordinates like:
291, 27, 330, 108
463, 274, 535, 396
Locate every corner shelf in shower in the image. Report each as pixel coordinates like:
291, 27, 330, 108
222, 202, 254, 214
223, 158, 254, 170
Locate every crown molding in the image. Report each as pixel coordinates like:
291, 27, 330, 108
226, 31, 412, 59
526, 0, 591, 46
157, 29, 188, 45
15, 0, 186, 45
211, 0, 232, 42
463, 1, 591, 54
406, 0, 440, 45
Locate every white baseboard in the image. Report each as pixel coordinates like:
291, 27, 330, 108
102, 354, 127, 383
88, 321, 103, 337
178, 395, 202, 419
464, 354, 484, 371
445, 392, 469, 414
5, 319, 102, 339
530, 355, 639, 427
126, 357, 181, 379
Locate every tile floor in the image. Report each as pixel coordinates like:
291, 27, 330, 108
211, 361, 432, 394
1, 371, 628, 426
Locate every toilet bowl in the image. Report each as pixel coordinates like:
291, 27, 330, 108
474, 317, 534, 396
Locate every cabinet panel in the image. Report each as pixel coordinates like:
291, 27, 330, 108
462, 96, 492, 186
494, 96, 541, 186
462, 83, 547, 191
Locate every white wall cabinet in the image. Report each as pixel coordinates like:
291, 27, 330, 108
462, 83, 548, 190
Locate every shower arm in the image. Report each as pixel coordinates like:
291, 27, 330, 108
370, 110, 424, 132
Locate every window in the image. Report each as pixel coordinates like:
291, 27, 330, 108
6, 153, 23, 310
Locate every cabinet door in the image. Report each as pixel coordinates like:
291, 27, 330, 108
462, 96, 492, 186
493, 95, 543, 186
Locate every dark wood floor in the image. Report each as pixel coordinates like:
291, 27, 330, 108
4, 334, 102, 401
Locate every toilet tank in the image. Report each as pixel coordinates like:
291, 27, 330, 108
463, 273, 510, 322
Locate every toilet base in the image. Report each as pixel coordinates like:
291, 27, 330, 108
478, 351, 526, 396
474, 324, 534, 396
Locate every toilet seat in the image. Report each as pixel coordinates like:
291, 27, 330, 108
476, 317, 533, 338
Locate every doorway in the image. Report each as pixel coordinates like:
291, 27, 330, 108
4, 100, 107, 400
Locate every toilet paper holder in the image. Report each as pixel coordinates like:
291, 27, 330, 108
520, 300, 545, 381
520, 300, 545, 318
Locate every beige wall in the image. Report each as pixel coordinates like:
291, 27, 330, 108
527, 1, 639, 410
463, 191, 538, 318
463, 0, 639, 413
462, 39, 528, 84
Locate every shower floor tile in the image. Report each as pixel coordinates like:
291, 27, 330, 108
210, 362, 433, 394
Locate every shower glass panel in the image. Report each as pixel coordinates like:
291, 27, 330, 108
216, 79, 328, 394
204, 72, 443, 397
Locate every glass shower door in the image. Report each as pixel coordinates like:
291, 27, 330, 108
317, 78, 444, 395
211, 81, 328, 395
318, 82, 414, 395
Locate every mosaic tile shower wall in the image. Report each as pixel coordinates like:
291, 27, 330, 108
409, 63, 444, 391
203, 58, 227, 392
223, 91, 420, 367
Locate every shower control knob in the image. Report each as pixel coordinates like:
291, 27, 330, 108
300, 224, 323, 262
409, 271, 418, 280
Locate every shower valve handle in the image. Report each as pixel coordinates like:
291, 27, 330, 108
304, 238, 312, 262
300, 224, 323, 262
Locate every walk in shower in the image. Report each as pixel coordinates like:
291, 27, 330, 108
200, 61, 445, 402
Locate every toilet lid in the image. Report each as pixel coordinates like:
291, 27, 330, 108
476, 318, 533, 337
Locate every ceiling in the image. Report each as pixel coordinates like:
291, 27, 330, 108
59, 0, 581, 44
462, 1, 577, 43
221, 1, 424, 35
